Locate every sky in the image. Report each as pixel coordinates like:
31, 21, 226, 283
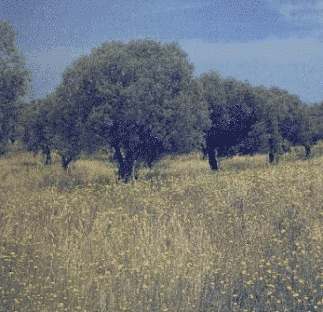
1, 0, 322, 103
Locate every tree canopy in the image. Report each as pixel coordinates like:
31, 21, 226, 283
0, 21, 29, 153
199, 72, 318, 170
200, 73, 263, 169
22, 97, 54, 164
1, 23, 320, 178
52, 40, 210, 179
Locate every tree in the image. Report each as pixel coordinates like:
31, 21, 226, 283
201, 74, 315, 167
309, 102, 323, 144
54, 40, 209, 179
288, 105, 314, 159
256, 87, 314, 161
22, 98, 53, 165
200, 73, 259, 170
267, 108, 283, 164
48, 94, 90, 170
0, 21, 29, 154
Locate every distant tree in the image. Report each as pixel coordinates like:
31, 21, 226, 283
257, 87, 315, 160
47, 93, 92, 170
307, 102, 323, 155
200, 73, 259, 170
22, 98, 53, 165
289, 106, 314, 159
267, 108, 283, 164
199, 72, 226, 169
0, 21, 29, 154
247, 87, 315, 163
54, 40, 209, 179
201, 74, 316, 167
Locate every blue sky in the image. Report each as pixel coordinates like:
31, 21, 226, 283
1, 0, 322, 103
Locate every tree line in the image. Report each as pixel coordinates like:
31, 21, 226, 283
1, 21, 323, 181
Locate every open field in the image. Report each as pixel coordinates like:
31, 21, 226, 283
0, 148, 322, 311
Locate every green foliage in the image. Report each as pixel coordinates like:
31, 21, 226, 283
200, 78, 317, 168
309, 102, 323, 144
200, 73, 261, 169
3, 23, 315, 172
54, 40, 209, 179
253, 87, 315, 160
0, 21, 29, 154
21, 98, 53, 164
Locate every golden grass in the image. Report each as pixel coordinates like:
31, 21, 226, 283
0, 148, 322, 311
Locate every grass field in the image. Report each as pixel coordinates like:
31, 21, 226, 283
0, 147, 322, 311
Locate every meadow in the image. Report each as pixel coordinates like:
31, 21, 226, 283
0, 146, 322, 311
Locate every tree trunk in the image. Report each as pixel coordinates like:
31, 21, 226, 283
131, 159, 139, 181
113, 144, 140, 182
61, 155, 72, 170
123, 153, 136, 182
268, 136, 280, 164
269, 150, 280, 164
207, 145, 219, 170
43, 147, 51, 165
304, 144, 311, 159
201, 144, 208, 160
268, 151, 275, 164
113, 145, 126, 181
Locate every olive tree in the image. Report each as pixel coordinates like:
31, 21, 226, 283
0, 21, 29, 154
255, 87, 314, 161
54, 40, 209, 179
200, 72, 260, 170
22, 97, 54, 164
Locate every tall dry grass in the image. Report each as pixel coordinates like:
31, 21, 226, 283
0, 148, 322, 311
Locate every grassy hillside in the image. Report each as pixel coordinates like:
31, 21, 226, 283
0, 148, 322, 311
